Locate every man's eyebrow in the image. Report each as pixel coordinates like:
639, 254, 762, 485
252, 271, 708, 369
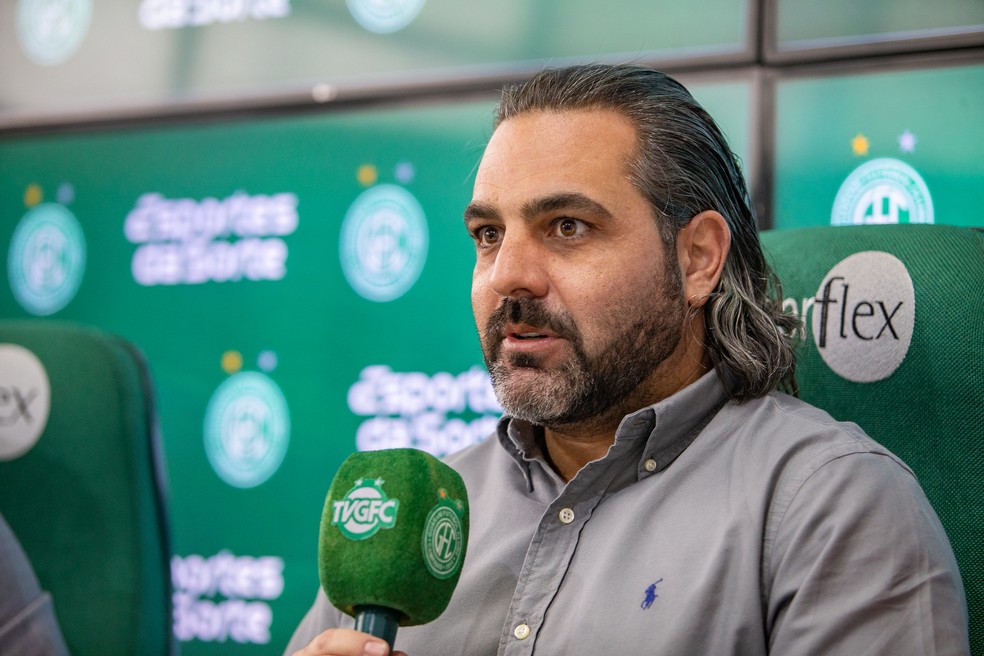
463, 201, 500, 225
521, 193, 613, 221
464, 193, 614, 226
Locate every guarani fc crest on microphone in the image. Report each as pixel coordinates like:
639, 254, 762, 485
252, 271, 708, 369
421, 489, 465, 580
331, 478, 400, 540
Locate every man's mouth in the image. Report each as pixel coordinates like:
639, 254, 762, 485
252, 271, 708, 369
503, 323, 560, 342
482, 298, 578, 362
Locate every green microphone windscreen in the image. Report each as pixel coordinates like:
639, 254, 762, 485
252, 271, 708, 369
318, 448, 469, 628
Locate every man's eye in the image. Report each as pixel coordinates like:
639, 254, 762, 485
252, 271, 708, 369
477, 226, 501, 246
555, 218, 585, 238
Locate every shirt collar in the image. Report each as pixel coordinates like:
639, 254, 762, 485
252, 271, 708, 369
630, 370, 727, 479
496, 370, 728, 486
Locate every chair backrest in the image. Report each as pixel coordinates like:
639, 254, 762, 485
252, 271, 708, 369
0, 320, 174, 656
761, 224, 983, 654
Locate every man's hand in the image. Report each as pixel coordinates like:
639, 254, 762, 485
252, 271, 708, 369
292, 628, 408, 656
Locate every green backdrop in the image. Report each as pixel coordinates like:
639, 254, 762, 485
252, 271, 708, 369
773, 61, 984, 230
0, 79, 751, 653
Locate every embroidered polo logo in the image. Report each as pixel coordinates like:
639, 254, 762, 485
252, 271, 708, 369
641, 578, 664, 610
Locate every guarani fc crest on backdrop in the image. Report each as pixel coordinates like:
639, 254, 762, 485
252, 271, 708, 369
331, 478, 400, 540
340, 183, 429, 303
17, 0, 92, 66
8, 202, 87, 316
204, 371, 291, 488
831, 156, 934, 226
421, 488, 465, 579
346, 0, 426, 33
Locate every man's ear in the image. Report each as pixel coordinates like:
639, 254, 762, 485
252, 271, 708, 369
676, 210, 730, 308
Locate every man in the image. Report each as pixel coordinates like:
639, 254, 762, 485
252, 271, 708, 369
287, 64, 968, 655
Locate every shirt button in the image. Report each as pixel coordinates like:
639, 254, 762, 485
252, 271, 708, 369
514, 623, 531, 640
558, 507, 575, 524
644, 458, 657, 472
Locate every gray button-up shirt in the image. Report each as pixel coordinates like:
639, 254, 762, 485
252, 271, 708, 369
285, 372, 969, 655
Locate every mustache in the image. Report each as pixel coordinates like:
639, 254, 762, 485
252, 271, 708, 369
485, 297, 578, 342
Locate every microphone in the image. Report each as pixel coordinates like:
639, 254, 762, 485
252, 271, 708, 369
318, 448, 469, 650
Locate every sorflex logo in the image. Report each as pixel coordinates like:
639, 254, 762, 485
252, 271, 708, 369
8, 195, 87, 316
171, 551, 284, 644
331, 478, 400, 540
347, 365, 501, 456
421, 489, 465, 580
124, 191, 298, 286
139, 0, 291, 30
347, 0, 425, 33
810, 251, 916, 383
204, 370, 290, 488
832, 157, 934, 226
0, 344, 51, 461
16, 0, 92, 66
340, 179, 428, 303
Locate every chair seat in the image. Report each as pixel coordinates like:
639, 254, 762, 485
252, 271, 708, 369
0, 320, 174, 656
761, 224, 984, 655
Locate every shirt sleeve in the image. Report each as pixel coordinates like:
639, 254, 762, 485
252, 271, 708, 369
766, 450, 969, 655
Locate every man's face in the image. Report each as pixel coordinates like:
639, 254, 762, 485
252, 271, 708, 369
465, 109, 688, 431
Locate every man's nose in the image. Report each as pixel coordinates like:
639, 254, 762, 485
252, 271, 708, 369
487, 233, 548, 300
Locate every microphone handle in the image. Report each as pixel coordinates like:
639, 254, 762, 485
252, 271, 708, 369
354, 605, 400, 651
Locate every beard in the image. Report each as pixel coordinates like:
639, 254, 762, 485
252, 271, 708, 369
479, 261, 686, 430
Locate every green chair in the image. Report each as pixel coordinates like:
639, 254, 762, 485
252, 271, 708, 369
761, 224, 983, 655
0, 320, 175, 655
